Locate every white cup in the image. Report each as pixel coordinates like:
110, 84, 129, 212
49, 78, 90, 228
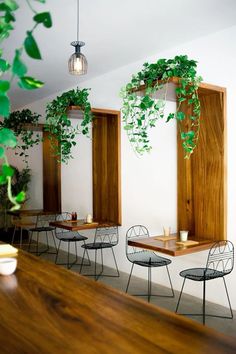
0, 258, 17, 276
180, 230, 188, 242
86, 214, 93, 224
163, 227, 171, 237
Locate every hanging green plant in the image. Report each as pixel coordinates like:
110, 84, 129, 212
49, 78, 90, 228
45, 87, 93, 163
120, 55, 203, 158
0, 109, 41, 164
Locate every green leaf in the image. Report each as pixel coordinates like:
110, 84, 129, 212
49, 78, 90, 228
18, 76, 44, 90
0, 128, 17, 147
15, 191, 26, 203
176, 111, 185, 121
0, 146, 5, 158
0, 58, 10, 72
33, 0, 46, 3
33, 12, 52, 28
2, 164, 14, 177
0, 95, 10, 117
0, 175, 7, 185
4, 0, 19, 11
12, 50, 27, 77
24, 32, 42, 60
0, 80, 10, 92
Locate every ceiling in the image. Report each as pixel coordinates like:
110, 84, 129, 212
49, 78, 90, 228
3, 0, 236, 108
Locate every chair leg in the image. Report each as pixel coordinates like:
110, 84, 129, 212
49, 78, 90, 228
94, 250, 98, 281
223, 277, 233, 319
36, 232, 39, 256
101, 248, 104, 274
126, 263, 135, 293
52, 231, 57, 253
19, 227, 23, 249
166, 265, 175, 297
203, 278, 206, 325
148, 267, 151, 302
79, 248, 86, 273
55, 240, 61, 265
111, 247, 120, 277
28, 231, 33, 252
175, 277, 186, 313
67, 242, 70, 269
12, 226, 16, 245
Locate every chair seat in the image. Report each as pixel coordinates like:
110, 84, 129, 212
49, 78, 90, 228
128, 251, 171, 267
180, 267, 226, 281
81, 242, 113, 250
29, 226, 55, 232
57, 232, 88, 242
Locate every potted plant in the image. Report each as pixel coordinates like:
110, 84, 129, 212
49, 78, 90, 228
0, 109, 42, 164
45, 87, 93, 163
120, 55, 202, 157
0, 166, 31, 240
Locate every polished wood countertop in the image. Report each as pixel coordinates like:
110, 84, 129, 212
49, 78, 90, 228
0, 250, 235, 354
128, 234, 214, 256
49, 219, 116, 231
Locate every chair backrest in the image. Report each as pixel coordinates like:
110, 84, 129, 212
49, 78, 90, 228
36, 213, 57, 227
94, 227, 119, 246
126, 225, 149, 258
206, 240, 234, 275
55, 212, 71, 235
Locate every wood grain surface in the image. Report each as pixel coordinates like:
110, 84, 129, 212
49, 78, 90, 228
43, 131, 61, 213
128, 234, 213, 256
178, 86, 226, 241
92, 109, 121, 225
0, 250, 235, 354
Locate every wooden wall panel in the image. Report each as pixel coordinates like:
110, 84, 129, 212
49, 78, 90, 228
92, 110, 121, 225
42, 131, 61, 212
178, 88, 226, 241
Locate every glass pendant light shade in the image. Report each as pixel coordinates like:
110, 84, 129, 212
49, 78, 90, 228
68, 0, 88, 76
68, 51, 88, 75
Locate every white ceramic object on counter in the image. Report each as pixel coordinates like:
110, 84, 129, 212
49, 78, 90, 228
86, 214, 93, 223
180, 230, 189, 242
0, 258, 17, 276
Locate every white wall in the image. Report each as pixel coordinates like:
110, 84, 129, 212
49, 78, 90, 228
18, 25, 236, 310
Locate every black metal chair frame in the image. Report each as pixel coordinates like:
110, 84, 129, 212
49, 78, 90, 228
28, 214, 57, 256
175, 240, 234, 325
11, 215, 36, 249
126, 225, 175, 302
55, 212, 90, 269
80, 226, 120, 281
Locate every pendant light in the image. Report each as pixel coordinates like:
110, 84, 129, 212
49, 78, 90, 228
68, 0, 88, 75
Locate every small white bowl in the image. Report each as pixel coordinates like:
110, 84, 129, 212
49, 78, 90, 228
0, 258, 17, 276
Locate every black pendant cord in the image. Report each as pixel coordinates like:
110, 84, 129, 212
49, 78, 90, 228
77, 0, 79, 42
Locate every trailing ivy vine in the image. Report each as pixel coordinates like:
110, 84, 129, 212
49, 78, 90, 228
0, 0, 52, 209
45, 87, 93, 163
0, 109, 41, 164
121, 55, 202, 158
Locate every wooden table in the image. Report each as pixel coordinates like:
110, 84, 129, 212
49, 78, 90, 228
49, 219, 116, 231
128, 234, 214, 256
7, 209, 57, 217
0, 250, 235, 354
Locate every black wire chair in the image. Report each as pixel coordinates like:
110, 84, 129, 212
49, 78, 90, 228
28, 213, 57, 256
55, 212, 90, 269
80, 226, 119, 281
175, 240, 234, 325
126, 225, 174, 302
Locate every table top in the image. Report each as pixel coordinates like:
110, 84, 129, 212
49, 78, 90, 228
7, 209, 57, 217
128, 233, 214, 256
50, 219, 116, 231
0, 249, 235, 354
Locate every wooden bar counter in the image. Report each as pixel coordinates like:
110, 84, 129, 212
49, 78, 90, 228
0, 250, 235, 354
